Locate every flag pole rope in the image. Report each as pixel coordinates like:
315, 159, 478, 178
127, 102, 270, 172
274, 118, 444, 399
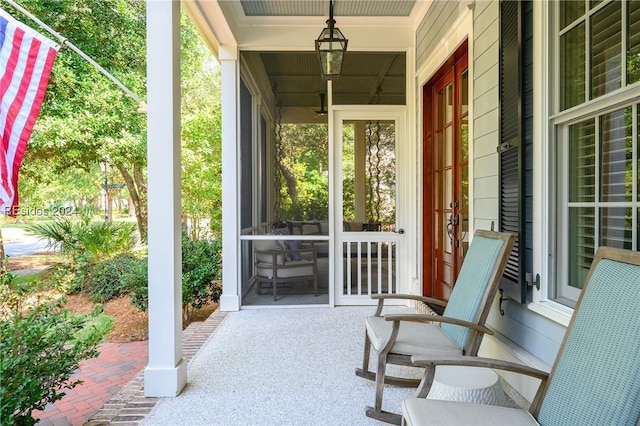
4, 0, 146, 108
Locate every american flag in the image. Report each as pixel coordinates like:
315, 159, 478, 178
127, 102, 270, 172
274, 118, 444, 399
0, 8, 57, 217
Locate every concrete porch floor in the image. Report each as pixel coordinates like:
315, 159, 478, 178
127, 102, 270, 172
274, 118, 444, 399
90, 306, 528, 425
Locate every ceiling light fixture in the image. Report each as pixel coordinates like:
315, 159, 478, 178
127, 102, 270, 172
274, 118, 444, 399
315, 0, 348, 81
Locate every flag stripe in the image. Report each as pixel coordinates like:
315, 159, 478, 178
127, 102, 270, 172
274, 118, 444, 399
5, 33, 39, 160
0, 10, 57, 216
9, 44, 56, 209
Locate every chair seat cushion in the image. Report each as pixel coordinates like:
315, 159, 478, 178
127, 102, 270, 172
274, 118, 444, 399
365, 316, 462, 356
402, 399, 538, 426
256, 260, 314, 279
254, 239, 286, 264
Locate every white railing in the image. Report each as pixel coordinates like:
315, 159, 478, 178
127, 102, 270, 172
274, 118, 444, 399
341, 232, 399, 297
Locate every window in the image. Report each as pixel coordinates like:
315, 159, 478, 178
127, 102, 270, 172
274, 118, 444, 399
553, 1, 639, 307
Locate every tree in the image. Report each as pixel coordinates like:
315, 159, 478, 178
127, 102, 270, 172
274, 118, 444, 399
6, 0, 148, 238
7, 2, 224, 242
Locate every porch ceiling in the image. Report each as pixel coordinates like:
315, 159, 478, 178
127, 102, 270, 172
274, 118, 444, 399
250, 50, 406, 111
238, 0, 417, 17
186, 0, 424, 122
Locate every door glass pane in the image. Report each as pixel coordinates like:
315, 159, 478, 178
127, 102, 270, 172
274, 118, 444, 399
436, 130, 445, 169
445, 169, 453, 212
436, 171, 443, 210
461, 161, 469, 248
561, 22, 586, 110
445, 84, 453, 123
342, 123, 356, 221
342, 120, 396, 229
591, 2, 622, 99
460, 69, 469, 251
569, 119, 596, 202
569, 207, 595, 290
437, 88, 446, 127
600, 207, 632, 249
445, 126, 453, 166
629, 1, 640, 85
461, 118, 469, 163
461, 70, 469, 116
560, 1, 584, 29
366, 121, 396, 227
600, 108, 632, 202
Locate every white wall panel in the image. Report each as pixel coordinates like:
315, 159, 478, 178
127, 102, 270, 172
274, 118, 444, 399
473, 108, 500, 139
415, 1, 461, 68
475, 131, 499, 158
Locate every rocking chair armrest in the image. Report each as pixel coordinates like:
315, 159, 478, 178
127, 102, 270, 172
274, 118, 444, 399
383, 314, 494, 336
255, 247, 317, 258
370, 294, 448, 307
410, 355, 549, 381
294, 247, 317, 255
370, 294, 448, 316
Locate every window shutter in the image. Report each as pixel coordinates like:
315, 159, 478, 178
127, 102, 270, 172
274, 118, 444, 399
498, 0, 533, 304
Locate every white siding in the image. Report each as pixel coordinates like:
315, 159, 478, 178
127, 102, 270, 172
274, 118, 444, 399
472, 0, 499, 232
415, 1, 461, 68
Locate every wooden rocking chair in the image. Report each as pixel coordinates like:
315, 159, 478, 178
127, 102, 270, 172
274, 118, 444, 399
356, 229, 516, 424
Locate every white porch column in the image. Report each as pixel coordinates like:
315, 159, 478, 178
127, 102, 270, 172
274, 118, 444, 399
219, 45, 241, 311
144, 0, 186, 396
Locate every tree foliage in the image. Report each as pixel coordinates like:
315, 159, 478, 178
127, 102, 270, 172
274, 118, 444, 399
7, 2, 223, 241
180, 16, 223, 238
5, 0, 148, 237
277, 124, 329, 221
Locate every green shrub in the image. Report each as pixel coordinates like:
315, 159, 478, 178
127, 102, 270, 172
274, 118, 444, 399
0, 270, 112, 424
28, 217, 138, 295
119, 254, 148, 294
131, 234, 221, 320
27, 217, 137, 263
85, 253, 146, 303
181, 234, 222, 318
130, 278, 148, 312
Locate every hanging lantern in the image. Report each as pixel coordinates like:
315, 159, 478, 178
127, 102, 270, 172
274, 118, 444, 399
315, 0, 348, 81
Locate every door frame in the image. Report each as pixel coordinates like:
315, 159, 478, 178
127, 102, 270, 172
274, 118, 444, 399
330, 105, 409, 306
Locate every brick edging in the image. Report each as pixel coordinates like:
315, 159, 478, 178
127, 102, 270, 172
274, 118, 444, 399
85, 309, 228, 425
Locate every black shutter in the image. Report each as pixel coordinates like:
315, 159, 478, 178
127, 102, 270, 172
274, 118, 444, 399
498, 0, 533, 304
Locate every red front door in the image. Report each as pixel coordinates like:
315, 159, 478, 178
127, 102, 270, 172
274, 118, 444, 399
423, 45, 469, 301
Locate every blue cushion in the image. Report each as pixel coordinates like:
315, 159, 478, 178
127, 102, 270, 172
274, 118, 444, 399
285, 241, 302, 261
441, 235, 504, 349
538, 258, 640, 425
